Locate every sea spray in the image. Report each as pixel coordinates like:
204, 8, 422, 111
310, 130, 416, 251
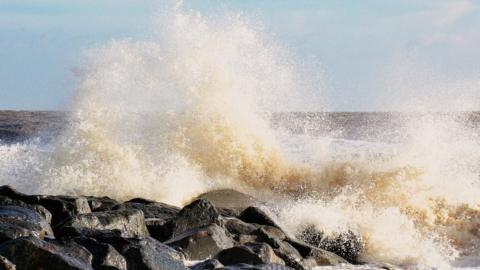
0, 5, 480, 269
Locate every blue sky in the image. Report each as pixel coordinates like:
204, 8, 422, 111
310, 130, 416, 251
1, 0, 480, 111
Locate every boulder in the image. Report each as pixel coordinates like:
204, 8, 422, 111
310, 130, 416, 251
165, 224, 234, 260
238, 207, 279, 228
0, 196, 52, 224
72, 236, 127, 270
0, 206, 53, 241
172, 199, 221, 236
224, 218, 258, 236
218, 243, 284, 266
62, 209, 149, 238
113, 200, 179, 220
0, 236, 92, 270
86, 197, 119, 212
190, 259, 223, 270
285, 238, 348, 266
115, 237, 187, 270
221, 264, 293, 270
0, 185, 91, 227
298, 226, 364, 263
194, 190, 260, 212
0, 255, 15, 270
144, 218, 174, 242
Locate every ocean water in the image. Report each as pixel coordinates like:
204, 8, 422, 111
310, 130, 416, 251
1, 5, 480, 270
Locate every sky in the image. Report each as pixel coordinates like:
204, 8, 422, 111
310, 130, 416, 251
1, 0, 480, 111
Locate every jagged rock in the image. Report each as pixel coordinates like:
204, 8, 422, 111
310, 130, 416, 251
0, 196, 52, 224
165, 224, 234, 260
0, 186, 91, 227
86, 197, 119, 212
218, 243, 284, 266
0, 236, 93, 270
172, 199, 221, 236
224, 218, 258, 236
56, 226, 123, 239
194, 189, 260, 212
238, 207, 279, 228
144, 218, 174, 242
106, 237, 188, 270
285, 238, 348, 266
62, 209, 149, 238
221, 264, 293, 270
190, 259, 223, 270
217, 208, 241, 218
72, 236, 127, 270
114, 199, 180, 220
0, 206, 53, 241
0, 255, 15, 270
298, 226, 363, 263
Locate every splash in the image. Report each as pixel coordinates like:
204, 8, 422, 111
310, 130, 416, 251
1, 5, 480, 269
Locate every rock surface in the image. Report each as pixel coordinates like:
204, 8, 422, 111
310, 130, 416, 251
0, 186, 359, 270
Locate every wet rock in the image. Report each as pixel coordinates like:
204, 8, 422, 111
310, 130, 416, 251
238, 207, 279, 228
190, 259, 223, 270
62, 209, 149, 238
217, 208, 241, 218
218, 243, 284, 266
86, 197, 119, 212
0, 236, 93, 270
72, 236, 127, 270
0, 206, 53, 241
165, 224, 234, 260
285, 238, 347, 266
221, 264, 293, 270
112, 200, 179, 220
119, 237, 187, 270
224, 218, 258, 236
299, 226, 363, 263
145, 218, 174, 242
172, 199, 221, 236
0, 186, 91, 227
0, 196, 52, 224
0, 255, 15, 270
194, 190, 260, 212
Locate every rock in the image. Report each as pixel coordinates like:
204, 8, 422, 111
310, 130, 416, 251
72, 236, 127, 270
0, 196, 52, 224
62, 209, 149, 238
0, 236, 93, 270
190, 259, 223, 270
34, 195, 92, 227
299, 226, 363, 263
221, 264, 293, 270
165, 224, 234, 260
217, 208, 241, 218
238, 207, 278, 228
118, 237, 188, 270
86, 196, 119, 212
172, 199, 221, 236
0, 186, 91, 227
112, 201, 179, 220
218, 243, 284, 266
0, 206, 53, 241
194, 190, 260, 212
0, 255, 15, 270
285, 238, 347, 266
144, 219, 174, 242
224, 218, 258, 236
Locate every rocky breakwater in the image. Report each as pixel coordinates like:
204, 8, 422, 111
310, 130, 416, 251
0, 186, 367, 270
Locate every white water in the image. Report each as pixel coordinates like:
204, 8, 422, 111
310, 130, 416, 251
1, 5, 480, 269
